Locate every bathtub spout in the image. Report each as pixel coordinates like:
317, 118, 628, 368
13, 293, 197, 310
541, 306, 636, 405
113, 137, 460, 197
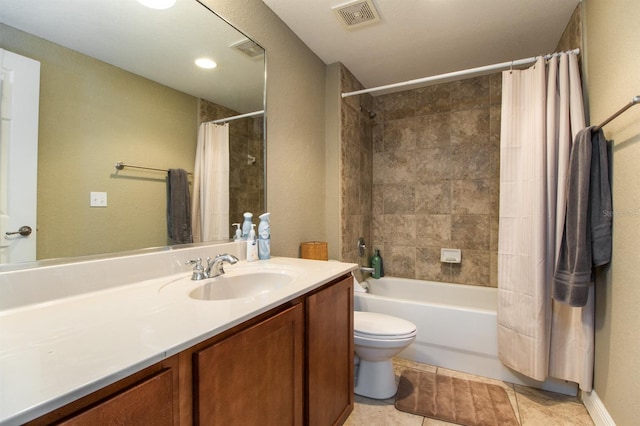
360, 266, 375, 274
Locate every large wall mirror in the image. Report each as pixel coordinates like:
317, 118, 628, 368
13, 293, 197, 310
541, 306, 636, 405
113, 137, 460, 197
0, 0, 266, 269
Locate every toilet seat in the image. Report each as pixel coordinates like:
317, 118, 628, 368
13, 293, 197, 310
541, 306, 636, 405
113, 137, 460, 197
354, 330, 417, 340
354, 311, 417, 340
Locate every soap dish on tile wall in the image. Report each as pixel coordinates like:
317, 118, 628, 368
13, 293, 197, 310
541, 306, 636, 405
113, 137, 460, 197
440, 248, 461, 264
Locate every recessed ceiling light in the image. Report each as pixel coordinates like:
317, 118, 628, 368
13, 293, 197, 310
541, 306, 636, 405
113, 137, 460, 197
195, 58, 217, 69
137, 0, 176, 10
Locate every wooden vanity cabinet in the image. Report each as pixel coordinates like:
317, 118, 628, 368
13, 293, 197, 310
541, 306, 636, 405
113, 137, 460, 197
27, 274, 353, 426
26, 356, 180, 426
193, 303, 305, 425
56, 369, 174, 426
191, 275, 354, 426
306, 275, 354, 426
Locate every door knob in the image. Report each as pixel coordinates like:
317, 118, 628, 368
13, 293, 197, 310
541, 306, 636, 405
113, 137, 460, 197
5, 226, 32, 237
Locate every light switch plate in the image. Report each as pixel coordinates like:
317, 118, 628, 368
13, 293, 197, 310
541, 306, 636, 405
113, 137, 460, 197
90, 191, 107, 207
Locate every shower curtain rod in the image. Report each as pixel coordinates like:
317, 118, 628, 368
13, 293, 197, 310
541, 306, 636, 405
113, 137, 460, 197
206, 109, 264, 125
114, 162, 192, 175
593, 96, 640, 131
341, 48, 580, 98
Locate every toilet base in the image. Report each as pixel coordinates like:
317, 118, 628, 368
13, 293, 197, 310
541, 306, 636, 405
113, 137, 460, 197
354, 358, 397, 399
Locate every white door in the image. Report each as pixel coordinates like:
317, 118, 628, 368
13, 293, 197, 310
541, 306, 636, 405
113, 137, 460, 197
0, 49, 40, 264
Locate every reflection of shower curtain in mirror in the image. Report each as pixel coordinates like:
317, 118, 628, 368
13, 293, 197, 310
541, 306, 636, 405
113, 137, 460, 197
191, 122, 229, 242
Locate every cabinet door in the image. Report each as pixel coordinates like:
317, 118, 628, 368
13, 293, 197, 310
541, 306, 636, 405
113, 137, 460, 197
58, 368, 174, 425
307, 276, 354, 426
194, 304, 304, 425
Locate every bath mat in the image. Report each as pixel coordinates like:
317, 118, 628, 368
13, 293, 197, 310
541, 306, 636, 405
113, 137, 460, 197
395, 369, 519, 426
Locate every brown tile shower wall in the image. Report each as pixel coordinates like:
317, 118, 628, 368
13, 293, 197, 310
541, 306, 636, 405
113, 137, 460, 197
339, 5, 581, 286
226, 117, 264, 229
339, 67, 502, 287
371, 75, 502, 286
339, 65, 374, 265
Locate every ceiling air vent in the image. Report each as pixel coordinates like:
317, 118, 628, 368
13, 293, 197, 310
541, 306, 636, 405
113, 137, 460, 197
230, 38, 264, 59
332, 0, 380, 30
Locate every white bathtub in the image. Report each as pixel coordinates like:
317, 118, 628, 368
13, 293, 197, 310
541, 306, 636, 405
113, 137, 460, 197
356, 276, 577, 395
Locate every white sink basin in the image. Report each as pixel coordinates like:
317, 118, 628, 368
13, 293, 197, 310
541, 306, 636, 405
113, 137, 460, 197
189, 272, 295, 301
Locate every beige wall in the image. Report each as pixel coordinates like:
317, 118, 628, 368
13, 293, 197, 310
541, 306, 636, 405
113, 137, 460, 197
325, 63, 342, 261
204, 0, 328, 257
584, 0, 640, 423
1, 24, 198, 259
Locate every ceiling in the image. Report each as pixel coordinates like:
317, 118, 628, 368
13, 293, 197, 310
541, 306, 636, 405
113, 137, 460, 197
0, 0, 265, 113
262, 0, 581, 94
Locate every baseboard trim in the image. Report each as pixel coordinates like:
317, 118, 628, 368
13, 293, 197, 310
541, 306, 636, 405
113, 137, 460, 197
582, 390, 616, 426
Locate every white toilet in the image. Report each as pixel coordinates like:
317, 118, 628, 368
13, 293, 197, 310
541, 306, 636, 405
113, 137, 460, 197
353, 311, 417, 399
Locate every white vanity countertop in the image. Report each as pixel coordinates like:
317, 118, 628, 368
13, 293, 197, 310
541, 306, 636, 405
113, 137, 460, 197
0, 257, 357, 425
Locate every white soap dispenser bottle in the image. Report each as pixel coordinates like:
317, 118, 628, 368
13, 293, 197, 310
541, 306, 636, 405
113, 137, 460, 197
246, 225, 259, 261
232, 223, 242, 241
258, 212, 270, 260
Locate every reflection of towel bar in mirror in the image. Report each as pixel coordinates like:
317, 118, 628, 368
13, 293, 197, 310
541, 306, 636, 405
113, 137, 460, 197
114, 162, 192, 175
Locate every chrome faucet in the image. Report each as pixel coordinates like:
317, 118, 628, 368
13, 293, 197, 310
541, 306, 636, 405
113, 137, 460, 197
204, 253, 239, 278
186, 254, 239, 280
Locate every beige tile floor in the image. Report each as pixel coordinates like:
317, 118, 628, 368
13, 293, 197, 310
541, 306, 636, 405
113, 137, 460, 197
345, 358, 594, 426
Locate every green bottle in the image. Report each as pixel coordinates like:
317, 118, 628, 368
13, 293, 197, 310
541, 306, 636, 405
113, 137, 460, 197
370, 249, 384, 279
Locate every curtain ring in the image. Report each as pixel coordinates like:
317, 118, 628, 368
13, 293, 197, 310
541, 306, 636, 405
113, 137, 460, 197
509, 60, 513, 74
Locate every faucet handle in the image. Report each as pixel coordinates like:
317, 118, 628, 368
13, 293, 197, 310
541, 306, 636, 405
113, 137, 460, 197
186, 258, 207, 280
186, 258, 202, 267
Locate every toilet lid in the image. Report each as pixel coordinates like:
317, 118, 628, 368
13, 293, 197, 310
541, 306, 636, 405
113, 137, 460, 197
354, 311, 416, 338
